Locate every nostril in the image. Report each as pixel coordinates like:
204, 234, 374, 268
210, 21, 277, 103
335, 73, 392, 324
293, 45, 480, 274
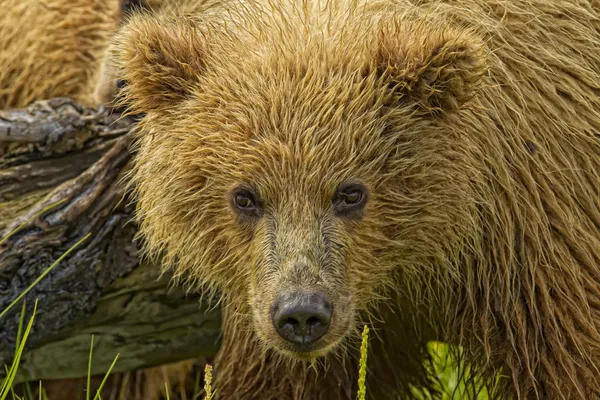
284, 317, 299, 328
306, 316, 321, 326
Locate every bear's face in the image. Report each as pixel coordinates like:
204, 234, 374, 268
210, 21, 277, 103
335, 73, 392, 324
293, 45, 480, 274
116, 4, 486, 358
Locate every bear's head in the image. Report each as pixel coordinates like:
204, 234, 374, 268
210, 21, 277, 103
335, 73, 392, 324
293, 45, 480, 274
115, 3, 487, 359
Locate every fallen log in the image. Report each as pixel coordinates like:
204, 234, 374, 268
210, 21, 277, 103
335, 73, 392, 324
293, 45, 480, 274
0, 98, 221, 384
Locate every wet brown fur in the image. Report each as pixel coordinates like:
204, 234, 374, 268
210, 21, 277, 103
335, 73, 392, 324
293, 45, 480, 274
0, 0, 123, 108
0, 0, 178, 109
2, 0, 600, 399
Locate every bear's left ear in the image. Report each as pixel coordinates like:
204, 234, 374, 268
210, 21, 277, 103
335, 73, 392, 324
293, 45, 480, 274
112, 13, 208, 113
375, 17, 487, 114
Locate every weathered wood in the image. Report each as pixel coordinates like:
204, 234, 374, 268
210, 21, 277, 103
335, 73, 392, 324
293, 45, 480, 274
0, 98, 222, 383
13, 261, 222, 384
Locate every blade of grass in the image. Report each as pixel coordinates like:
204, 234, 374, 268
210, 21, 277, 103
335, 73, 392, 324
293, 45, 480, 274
1, 368, 8, 396
92, 353, 120, 400
12, 302, 28, 369
24, 382, 32, 400
0, 299, 38, 400
192, 369, 201, 400
0, 233, 91, 321
164, 383, 171, 400
0, 199, 67, 247
14, 302, 26, 355
117, 372, 130, 400
9, 389, 21, 400
1, 299, 30, 396
87, 335, 94, 400
3, 366, 18, 400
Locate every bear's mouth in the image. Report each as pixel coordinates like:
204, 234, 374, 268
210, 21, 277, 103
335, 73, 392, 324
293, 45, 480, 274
279, 340, 341, 360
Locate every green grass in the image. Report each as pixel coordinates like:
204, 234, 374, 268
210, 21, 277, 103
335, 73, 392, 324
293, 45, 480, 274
411, 342, 504, 400
1, 299, 37, 400
0, 201, 502, 400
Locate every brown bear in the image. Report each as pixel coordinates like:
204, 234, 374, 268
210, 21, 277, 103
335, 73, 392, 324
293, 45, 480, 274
114, 0, 600, 398
2, 0, 600, 399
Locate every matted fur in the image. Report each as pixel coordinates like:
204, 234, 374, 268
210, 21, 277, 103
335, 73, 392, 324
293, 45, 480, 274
1, 0, 599, 399
0, 0, 181, 109
0, 0, 122, 108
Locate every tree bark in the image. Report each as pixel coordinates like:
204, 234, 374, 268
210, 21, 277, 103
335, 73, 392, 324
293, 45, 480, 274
0, 98, 221, 384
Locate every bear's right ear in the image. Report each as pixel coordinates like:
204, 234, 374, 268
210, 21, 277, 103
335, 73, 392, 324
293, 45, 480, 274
113, 13, 207, 113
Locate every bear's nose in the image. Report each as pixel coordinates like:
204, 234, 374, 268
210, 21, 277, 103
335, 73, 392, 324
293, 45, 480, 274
271, 292, 333, 346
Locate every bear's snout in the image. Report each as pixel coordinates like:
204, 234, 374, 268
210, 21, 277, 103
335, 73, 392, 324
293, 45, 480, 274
270, 292, 333, 348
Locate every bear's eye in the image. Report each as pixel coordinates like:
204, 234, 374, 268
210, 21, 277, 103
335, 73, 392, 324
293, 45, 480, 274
333, 183, 368, 217
342, 190, 363, 205
235, 193, 253, 209
230, 187, 262, 218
